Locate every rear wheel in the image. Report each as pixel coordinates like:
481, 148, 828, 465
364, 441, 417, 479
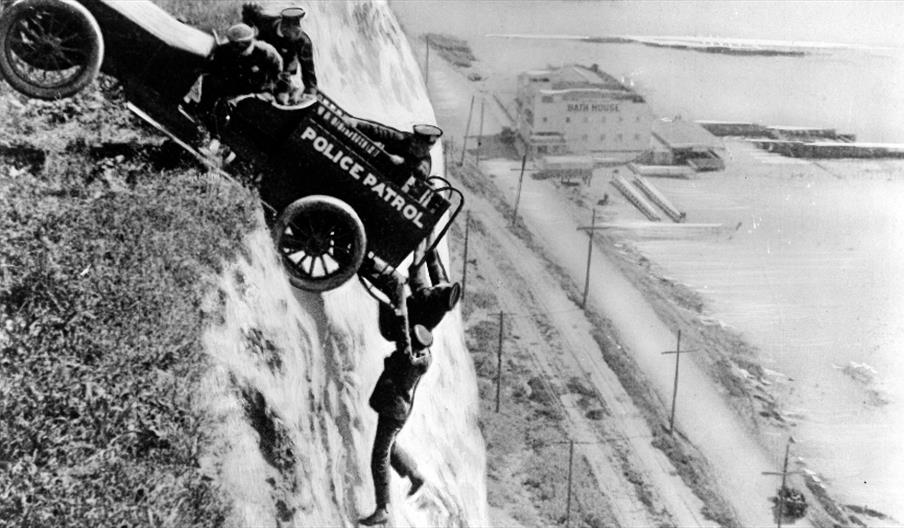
0, 0, 104, 99
273, 195, 366, 292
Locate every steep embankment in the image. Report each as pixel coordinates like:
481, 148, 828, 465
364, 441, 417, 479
1, 1, 486, 527
198, 2, 487, 526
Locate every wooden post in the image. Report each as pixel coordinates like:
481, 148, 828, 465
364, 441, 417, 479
581, 208, 597, 308
461, 210, 470, 304
512, 154, 527, 226
424, 35, 430, 86
495, 310, 504, 412
660, 331, 695, 434
459, 95, 475, 166
763, 438, 797, 528
475, 96, 486, 166
776, 439, 790, 528
565, 440, 575, 528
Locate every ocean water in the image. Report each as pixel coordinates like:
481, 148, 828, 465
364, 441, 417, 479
392, 0, 904, 521
394, 0, 904, 142
634, 146, 904, 520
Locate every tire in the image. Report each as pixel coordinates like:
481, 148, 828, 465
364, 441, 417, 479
273, 195, 366, 292
0, 0, 104, 100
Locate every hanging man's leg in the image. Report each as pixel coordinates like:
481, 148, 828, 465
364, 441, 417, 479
390, 442, 425, 497
361, 415, 404, 525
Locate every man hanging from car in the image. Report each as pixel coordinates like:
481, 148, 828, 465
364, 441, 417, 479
359, 323, 434, 525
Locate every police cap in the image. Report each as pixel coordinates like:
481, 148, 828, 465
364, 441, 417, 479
412, 124, 443, 140
226, 23, 255, 43
280, 7, 307, 24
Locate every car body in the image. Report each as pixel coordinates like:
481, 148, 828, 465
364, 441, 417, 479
0, 0, 462, 292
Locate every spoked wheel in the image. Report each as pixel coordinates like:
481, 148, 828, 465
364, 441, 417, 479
0, 0, 104, 99
273, 195, 367, 292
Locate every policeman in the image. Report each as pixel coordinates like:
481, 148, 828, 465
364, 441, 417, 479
360, 325, 434, 526
206, 23, 283, 100
346, 118, 443, 181
246, 5, 318, 103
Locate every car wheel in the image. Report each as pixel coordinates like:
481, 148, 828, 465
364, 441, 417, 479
0, 0, 104, 100
273, 195, 367, 292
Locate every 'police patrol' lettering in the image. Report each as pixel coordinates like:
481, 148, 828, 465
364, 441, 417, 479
300, 126, 425, 228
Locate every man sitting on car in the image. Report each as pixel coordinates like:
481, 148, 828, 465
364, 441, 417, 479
199, 23, 283, 117
242, 4, 318, 105
344, 117, 443, 182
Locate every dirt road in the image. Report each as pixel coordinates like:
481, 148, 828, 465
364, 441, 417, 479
459, 181, 718, 527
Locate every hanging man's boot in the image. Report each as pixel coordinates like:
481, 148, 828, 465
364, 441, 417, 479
407, 474, 425, 498
359, 506, 389, 526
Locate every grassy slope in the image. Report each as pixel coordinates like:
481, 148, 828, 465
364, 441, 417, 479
0, 2, 260, 525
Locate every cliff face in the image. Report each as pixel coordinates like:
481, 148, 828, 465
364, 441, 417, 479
199, 2, 487, 526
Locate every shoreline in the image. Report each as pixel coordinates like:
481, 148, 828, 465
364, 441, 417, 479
405, 26, 902, 527
553, 170, 903, 528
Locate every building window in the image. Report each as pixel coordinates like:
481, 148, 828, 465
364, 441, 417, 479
542, 117, 547, 123
537, 145, 548, 154
565, 117, 571, 123
541, 95, 553, 103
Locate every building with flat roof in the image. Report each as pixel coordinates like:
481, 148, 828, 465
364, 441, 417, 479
648, 117, 726, 171
515, 64, 653, 159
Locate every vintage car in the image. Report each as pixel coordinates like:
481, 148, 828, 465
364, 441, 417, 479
0, 0, 462, 293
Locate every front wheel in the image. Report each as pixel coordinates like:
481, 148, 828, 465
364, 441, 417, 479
0, 0, 104, 99
273, 195, 367, 292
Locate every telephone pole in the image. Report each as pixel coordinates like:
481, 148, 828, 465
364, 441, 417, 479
660, 330, 695, 434
581, 208, 597, 308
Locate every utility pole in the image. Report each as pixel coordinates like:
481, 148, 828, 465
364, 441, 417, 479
581, 208, 597, 308
512, 154, 527, 226
762, 437, 799, 528
495, 310, 504, 412
475, 96, 486, 166
565, 440, 575, 528
461, 210, 471, 304
459, 95, 475, 166
660, 330, 695, 434
424, 35, 430, 86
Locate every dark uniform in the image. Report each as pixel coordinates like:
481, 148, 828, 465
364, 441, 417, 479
201, 37, 283, 121
366, 326, 432, 517
353, 120, 433, 181
243, 4, 318, 95
207, 40, 283, 95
